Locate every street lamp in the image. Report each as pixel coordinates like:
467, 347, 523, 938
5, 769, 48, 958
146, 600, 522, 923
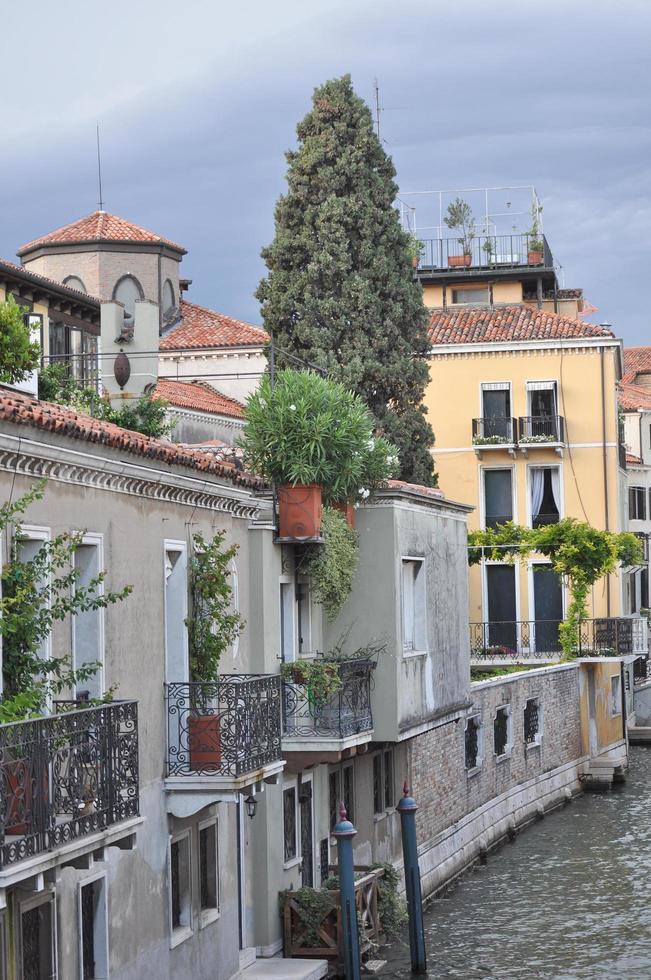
244, 794, 257, 820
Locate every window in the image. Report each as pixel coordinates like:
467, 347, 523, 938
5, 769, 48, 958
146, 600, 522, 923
164, 543, 188, 683
372, 751, 394, 815
530, 467, 560, 527
280, 581, 295, 663
342, 762, 354, 826
199, 820, 219, 923
401, 558, 426, 654
283, 784, 298, 863
483, 469, 513, 528
19, 894, 55, 980
169, 833, 192, 944
17, 527, 51, 670
73, 536, 104, 700
162, 279, 176, 314
112, 274, 144, 318
523, 698, 542, 745
611, 675, 622, 716
78, 875, 108, 979
629, 487, 647, 520
63, 275, 87, 293
465, 715, 482, 771
451, 286, 489, 305
527, 381, 557, 418
48, 321, 99, 385
493, 706, 512, 758
297, 579, 311, 655
479, 383, 512, 441
329, 770, 341, 831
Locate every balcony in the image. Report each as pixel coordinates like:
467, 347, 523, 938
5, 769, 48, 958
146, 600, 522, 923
518, 415, 565, 454
0, 701, 139, 876
416, 233, 554, 276
472, 417, 518, 456
282, 658, 375, 758
165, 676, 284, 801
470, 617, 648, 666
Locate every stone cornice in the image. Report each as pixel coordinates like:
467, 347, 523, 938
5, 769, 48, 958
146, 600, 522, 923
0, 431, 267, 520
166, 406, 244, 430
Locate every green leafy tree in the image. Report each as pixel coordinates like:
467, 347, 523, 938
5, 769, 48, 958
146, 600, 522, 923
468, 519, 643, 659
257, 74, 436, 487
185, 532, 244, 681
0, 297, 41, 384
0, 481, 132, 721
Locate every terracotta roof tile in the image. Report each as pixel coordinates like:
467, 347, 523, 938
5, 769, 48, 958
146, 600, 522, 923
153, 379, 244, 418
623, 346, 651, 384
0, 386, 260, 489
429, 305, 615, 346
386, 479, 444, 499
0, 258, 100, 305
160, 300, 267, 350
619, 382, 651, 412
18, 211, 185, 255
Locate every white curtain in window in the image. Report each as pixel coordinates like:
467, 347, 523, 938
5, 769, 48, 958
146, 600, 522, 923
550, 469, 561, 515
531, 469, 545, 519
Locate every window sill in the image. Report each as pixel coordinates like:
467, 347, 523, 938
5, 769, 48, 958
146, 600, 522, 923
200, 907, 221, 929
170, 925, 194, 949
402, 648, 429, 659
525, 738, 542, 751
466, 765, 483, 778
373, 808, 395, 823
494, 750, 512, 764
283, 856, 301, 872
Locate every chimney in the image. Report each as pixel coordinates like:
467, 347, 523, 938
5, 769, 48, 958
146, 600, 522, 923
101, 300, 160, 408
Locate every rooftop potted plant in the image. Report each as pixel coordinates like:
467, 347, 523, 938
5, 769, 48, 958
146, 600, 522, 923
527, 202, 544, 264
185, 531, 244, 771
240, 369, 399, 541
404, 232, 424, 270
444, 197, 475, 267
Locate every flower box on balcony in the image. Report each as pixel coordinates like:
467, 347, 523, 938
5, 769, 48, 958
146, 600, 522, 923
448, 255, 472, 268
277, 484, 323, 541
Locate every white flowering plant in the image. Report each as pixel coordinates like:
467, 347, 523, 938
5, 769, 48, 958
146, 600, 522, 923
240, 369, 399, 502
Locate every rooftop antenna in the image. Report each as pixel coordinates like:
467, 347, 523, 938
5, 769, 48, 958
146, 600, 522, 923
373, 78, 381, 139
96, 124, 104, 212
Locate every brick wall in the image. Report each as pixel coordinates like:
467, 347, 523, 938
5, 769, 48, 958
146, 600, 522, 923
410, 664, 583, 851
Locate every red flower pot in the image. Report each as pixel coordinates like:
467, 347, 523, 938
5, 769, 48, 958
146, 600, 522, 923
528, 250, 544, 265
332, 502, 356, 529
448, 255, 472, 268
277, 484, 323, 540
188, 714, 222, 770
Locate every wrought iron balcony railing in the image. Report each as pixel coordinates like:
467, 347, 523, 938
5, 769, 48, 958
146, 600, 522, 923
472, 417, 518, 445
282, 659, 375, 740
0, 701, 138, 870
518, 415, 565, 444
634, 656, 650, 685
470, 617, 648, 663
165, 676, 282, 778
416, 234, 553, 273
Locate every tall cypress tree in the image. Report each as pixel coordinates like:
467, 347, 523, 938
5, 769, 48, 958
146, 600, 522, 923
257, 74, 436, 486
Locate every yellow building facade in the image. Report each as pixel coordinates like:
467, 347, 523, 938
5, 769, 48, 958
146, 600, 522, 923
424, 305, 629, 658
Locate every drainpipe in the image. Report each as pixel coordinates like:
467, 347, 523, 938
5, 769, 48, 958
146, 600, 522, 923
157, 247, 163, 332
620, 660, 628, 748
600, 347, 611, 616
236, 795, 243, 950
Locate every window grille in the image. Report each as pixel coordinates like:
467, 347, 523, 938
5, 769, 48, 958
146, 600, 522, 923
523, 699, 540, 744
465, 716, 480, 769
494, 708, 509, 757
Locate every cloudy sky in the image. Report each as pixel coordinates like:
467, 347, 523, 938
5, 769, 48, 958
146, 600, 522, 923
1, 0, 649, 343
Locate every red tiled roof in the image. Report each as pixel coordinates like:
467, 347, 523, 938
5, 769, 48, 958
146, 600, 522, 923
0, 387, 260, 488
160, 300, 267, 350
619, 382, 651, 412
153, 379, 244, 419
386, 479, 444, 499
18, 211, 185, 255
626, 453, 642, 465
429, 306, 616, 346
623, 346, 651, 384
0, 258, 100, 305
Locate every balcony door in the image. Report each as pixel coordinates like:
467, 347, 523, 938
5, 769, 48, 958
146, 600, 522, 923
532, 564, 563, 655
486, 565, 517, 652
299, 776, 314, 888
483, 469, 513, 529
481, 384, 511, 440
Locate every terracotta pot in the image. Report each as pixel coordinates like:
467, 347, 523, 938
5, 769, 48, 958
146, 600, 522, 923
411, 255, 419, 269
332, 501, 356, 529
4, 758, 48, 836
448, 255, 472, 268
188, 714, 222, 770
528, 250, 544, 265
277, 484, 322, 540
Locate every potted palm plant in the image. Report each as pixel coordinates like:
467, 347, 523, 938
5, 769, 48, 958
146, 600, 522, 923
528, 202, 544, 264
185, 532, 243, 771
240, 370, 399, 542
444, 197, 475, 267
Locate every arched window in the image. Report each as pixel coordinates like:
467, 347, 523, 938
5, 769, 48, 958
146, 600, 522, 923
162, 279, 175, 314
112, 274, 144, 318
63, 275, 87, 293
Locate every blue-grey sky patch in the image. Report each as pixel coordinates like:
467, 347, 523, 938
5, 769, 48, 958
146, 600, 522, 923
1, 0, 649, 342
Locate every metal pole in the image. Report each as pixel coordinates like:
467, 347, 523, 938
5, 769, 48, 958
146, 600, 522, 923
333, 802, 361, 980
397, 782, 427, 974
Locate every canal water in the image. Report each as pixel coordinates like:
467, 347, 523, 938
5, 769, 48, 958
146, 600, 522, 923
383, 745, 651, 979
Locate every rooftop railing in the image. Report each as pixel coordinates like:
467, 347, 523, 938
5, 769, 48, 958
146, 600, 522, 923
470, 617, 648, 664
416, 234, 553, 273
0, 701, 138, 869
165, 676, 282, 778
